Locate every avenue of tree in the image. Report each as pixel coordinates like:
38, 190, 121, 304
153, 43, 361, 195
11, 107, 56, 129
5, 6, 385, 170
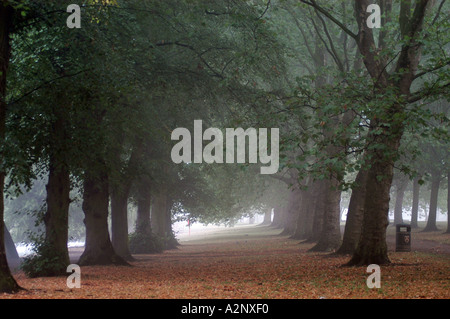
0, 0, 448, 293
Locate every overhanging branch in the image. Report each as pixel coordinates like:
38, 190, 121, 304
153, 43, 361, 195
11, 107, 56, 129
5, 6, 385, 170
299, 0, 357, 40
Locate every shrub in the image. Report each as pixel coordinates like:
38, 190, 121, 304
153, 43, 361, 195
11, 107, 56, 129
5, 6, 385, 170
20, 238, 68, 278
128, 231, 164, 254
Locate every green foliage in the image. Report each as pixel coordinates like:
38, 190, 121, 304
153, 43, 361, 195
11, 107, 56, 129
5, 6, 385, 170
128, 231, 164, 254
2, 0, 448, 255
20, 234, 67, 278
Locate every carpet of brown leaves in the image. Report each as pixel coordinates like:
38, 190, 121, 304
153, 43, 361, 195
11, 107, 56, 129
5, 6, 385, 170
2, 226, 449, 299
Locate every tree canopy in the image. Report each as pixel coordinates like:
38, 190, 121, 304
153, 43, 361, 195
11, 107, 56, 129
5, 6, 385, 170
0, 0, 448, 292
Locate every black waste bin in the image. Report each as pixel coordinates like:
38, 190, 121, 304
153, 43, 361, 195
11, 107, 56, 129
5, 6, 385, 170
396, 223, 411, 252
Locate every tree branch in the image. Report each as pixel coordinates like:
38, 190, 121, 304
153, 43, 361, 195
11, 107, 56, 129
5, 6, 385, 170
299, 0, 357, 40
408, 81, 450, 104
6, 69, 91, 108
414, 59, 450, 80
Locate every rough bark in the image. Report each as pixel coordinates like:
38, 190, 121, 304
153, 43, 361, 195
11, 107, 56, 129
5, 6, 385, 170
423, 170, 441, 232
0, 3, 21, 293
337, 168, 367, 255
310, 177, 342, 252
410, 176, 421, 228
347, 0, 430, 266
78, 170, 128, 266
347, 131, 402, 265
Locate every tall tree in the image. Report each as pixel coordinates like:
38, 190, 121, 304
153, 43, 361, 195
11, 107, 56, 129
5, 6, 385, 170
300, 0, 448, 265
0, 2, 21, 293
393, 173, 408, 225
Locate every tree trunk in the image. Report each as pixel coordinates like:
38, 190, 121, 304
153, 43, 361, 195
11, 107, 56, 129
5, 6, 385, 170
393, 178, 408, 225
310, 177, 342, 252
78, 170, 128, 266
423, 170, 441, 232
164, 198, 178, 249
337, 168, 367, 255
291, 178, 316, 240
411, 177, 421, 228
110, 140, 142, 260
445, 171, 449, 233
43, 155, 71, 274
0, 3, 21, 293
306, 180, 326, 242
4, 225, 19, 265
271, 205, 285, 228
261, 207, 272, 225
136, 177, 152, 235
280, 187, 300, 236
348, 126, 403, 266
111, 188, 133, 260
151, 188, 168, 238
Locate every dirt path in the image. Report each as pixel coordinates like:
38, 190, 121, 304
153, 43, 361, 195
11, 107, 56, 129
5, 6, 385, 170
3, 224, 449, 299
9, 224, 450, 271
